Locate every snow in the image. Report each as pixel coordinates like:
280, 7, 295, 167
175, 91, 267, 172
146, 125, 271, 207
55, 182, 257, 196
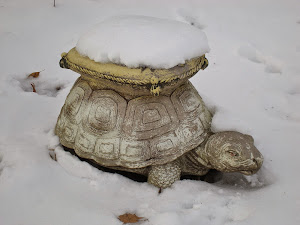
76, 15, 210, 69
0, 0, 300, 225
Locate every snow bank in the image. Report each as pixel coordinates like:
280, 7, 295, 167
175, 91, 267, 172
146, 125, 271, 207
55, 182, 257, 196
76, 15, 210, 69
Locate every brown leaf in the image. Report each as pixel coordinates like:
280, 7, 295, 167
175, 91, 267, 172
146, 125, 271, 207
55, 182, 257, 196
31, 83, 36, 93
49, 149, 57, 161
28, 72, 40, 78
118, 213, 144, 224
27, 69, 44, 78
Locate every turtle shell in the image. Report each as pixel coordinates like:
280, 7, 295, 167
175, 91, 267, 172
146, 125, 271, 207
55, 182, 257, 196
55, 79, 212, 168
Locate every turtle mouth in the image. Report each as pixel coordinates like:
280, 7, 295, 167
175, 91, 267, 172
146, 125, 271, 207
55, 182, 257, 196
240, 170, 256, 175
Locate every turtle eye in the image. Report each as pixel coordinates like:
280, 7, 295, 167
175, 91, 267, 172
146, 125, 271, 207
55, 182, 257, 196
227, 150, 239, 157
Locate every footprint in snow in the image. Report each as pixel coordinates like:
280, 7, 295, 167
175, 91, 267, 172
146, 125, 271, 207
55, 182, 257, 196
237, 44, 282, 74
11, 75, 67, 97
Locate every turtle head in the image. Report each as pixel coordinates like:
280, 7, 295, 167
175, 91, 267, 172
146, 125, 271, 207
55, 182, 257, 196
200, 131, 263, 175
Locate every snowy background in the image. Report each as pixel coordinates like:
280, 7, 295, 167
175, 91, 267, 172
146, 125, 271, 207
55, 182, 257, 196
0, 0, 299, 224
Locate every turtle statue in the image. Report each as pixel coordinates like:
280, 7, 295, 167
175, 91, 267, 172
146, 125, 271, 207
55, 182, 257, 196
55, 48, 263, 189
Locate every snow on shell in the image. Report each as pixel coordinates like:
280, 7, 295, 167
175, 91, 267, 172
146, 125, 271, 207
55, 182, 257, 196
76, 15, 210, 69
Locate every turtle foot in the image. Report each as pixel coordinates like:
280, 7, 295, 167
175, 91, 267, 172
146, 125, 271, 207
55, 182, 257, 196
148, 161, 181, 189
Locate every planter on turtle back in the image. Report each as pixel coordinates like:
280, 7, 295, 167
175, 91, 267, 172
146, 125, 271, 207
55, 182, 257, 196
55, 48, 263, 189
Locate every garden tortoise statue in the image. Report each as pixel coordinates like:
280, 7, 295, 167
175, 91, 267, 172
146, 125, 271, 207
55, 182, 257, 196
55, 48, 263, 189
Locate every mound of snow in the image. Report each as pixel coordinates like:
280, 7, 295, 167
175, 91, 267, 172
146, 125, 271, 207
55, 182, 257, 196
76, 15, 210, 69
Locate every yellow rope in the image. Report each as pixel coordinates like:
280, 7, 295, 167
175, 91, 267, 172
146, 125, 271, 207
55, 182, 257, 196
60, 50, 208, 95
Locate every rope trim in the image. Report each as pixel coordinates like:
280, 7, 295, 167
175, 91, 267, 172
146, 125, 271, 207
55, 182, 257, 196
60, 52, 208, 95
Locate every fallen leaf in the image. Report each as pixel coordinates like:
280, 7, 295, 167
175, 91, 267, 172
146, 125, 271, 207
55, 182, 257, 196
27, 69, 44, 78
118, 213, 144, 224
31, 83, 36, 93
49, 149, 57, 161
28, 72, 40, 78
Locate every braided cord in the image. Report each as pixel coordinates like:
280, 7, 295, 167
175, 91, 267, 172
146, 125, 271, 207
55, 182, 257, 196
61, 52, 208, 95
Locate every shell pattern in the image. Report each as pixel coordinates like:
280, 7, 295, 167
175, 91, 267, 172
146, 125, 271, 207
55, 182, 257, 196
55, 78, 212, 168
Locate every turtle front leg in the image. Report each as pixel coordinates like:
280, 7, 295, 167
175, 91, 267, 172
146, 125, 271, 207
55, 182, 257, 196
148, 161, 181, 189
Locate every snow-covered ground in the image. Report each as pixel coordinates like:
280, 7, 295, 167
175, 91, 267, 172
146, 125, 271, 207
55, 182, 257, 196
0, 0, 299, 224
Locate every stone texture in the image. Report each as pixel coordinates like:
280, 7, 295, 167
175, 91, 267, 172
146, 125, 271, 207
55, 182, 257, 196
56, 49, 263, 189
